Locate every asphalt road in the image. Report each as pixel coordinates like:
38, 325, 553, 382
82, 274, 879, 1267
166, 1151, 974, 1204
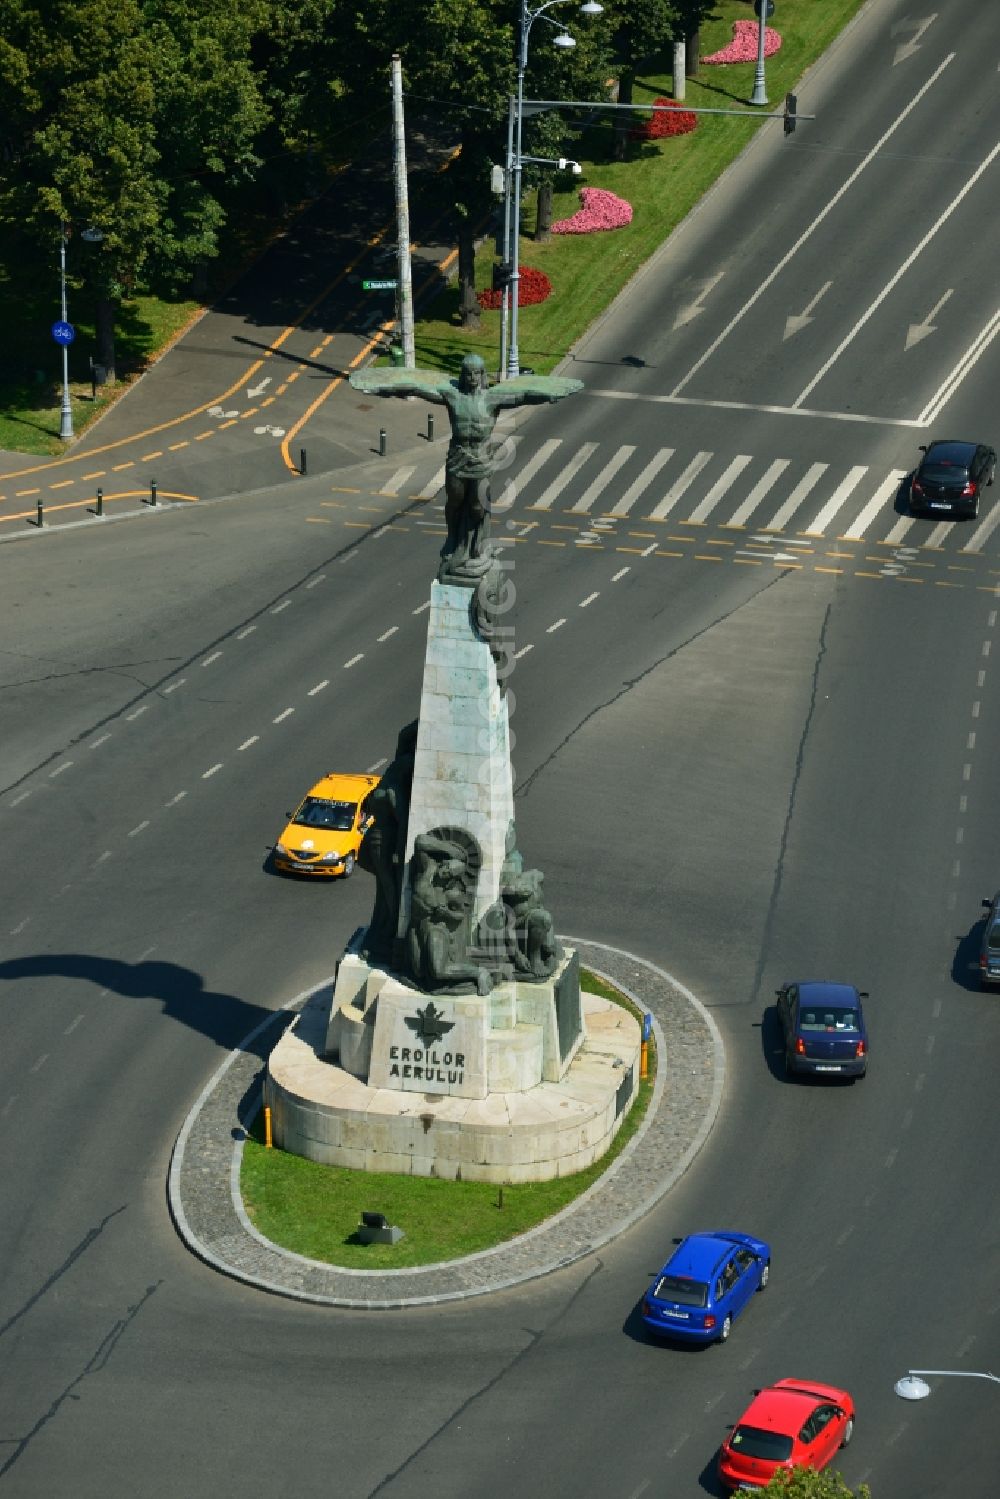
2, 0, 1000, 1495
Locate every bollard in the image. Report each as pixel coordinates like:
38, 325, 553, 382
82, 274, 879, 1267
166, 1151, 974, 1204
426, 412, 434, 442
36, 497, 44, 528
299, 447, 307, 477
264, 1105, 273, 1149
497, 1186, 504, 1211
95, 486, 103, 517
379, 427, 387, 458
149, 478, 157, 506
640, 1039, 649, 1080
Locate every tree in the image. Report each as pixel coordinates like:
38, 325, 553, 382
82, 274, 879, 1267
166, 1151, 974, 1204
759, 1468, 872, 1499
604, 0, 677, 160
0, 0, 269, 379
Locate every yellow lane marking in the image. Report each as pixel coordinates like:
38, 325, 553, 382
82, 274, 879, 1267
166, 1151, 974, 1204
695, 554, 722, 562
194, 431, 214, 442
261, 396, 275, 406
616, 546, 646, 554
935, 580, 961, 588
344, 521, 370, 529
0, 489, 198, 525
735, 557, 762, 565
816, 566, 844, 575
774, 560, 802, 568
240, 408, 258, 419
219, 420, 238, 430
142, 451, 163, 461
276, 384, 289, 395
896, 575, 923, 584
656, 550, 684, 558
16, 488, 40, 496
51, 480, 74, 490
628, 531, 656, 538
538, 539, 566, 547
826, 549, 854, 558
306, 517, 332, 524
706, 538, 733, 547
112, 461, 134, 471
331, 486, 361, 493
81, 470, 105, 479
856, 571, 882, 579
552, 524, 579, 531
681, 520, 706, 528
169, 441, 189, 451
309, 346, 324, 359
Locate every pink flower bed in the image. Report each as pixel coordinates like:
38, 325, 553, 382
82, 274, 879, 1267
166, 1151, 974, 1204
551, 188, 633, 235
631, 97, 698, 140
703, 20, 782, 64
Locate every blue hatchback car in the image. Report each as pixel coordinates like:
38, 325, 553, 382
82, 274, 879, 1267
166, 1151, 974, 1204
776, 981, 869, 1079
641, 1231, 771, 1344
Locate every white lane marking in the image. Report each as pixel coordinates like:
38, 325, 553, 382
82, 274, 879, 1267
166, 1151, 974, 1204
803, 465, 868, 535
569, 444, 636, 513
237, 738, 258, 752
162, 681, 185, 695
963, 763, 972, 781
611, 568, 630, 581
413, 601, 430, 614
377, 626, 399, 642
882, 513, 918, 545
514, 644, 534, 659
932, 997, 943, 1019
885, 1147, 898, 1168
547, 619, 566, 633
306, 574, 326, 589
956, 1332, 977, 1358
765, 463, 828, 530
271, 600, 291, 614
609, 448, 674, 516
805, 1266, 826, 1288
967, 730, 976, 748
962, 502, 1000, 555
382, 466, 416, 495
10, 918, 30, 935
49, 763, 72, 778
128, 821, 150, 837
202, 764, 223, 779
796, 143, 1000, 408
94, 850, 112, 865
952, 859, 961, 877
978, 671, 987, 686
641, 542, 657, 557
626, 1483, 651, 1499
273, 708, 295, 723
924, 519, 955, 548
902, 1108, 914, 1130
671, 53, 956, 397
956, 828, 964, 844
416, 465, 446, 499
725, 459, 790, 528
983, 640, 992, 657
915, 1072, 926, 1092
125, 705, 148, 722
165, 791, 188, 806
841, 470, 907, 539
30, 1054, 49, 1074
532, 443, 599, 510
926, 1034, 936, 1055
1, 1094, 19, 1118
960, 795, 968, 813
307, 680, 329, 696
64, 1014, 85, 1036
338, 550, 358, 563
648, 451, 713, 521
202, 651, 223, 666
738, 1346, 761, 1370
366, 757, 389, 774
704, 1392, 724, 1411
836, 1225, 855, 1245
344, 654, 364, 669
972, 701, 981, 718
236, 626, 256, 640
920, 308, 1000, 426
665, 1435, 689, 1459
884, 1423, 909, 1449
509, 438, 562, 501
9, 791, 31, 805
686, 454, 754, 524
579, 592, 600, 608
989, 610, 997, 627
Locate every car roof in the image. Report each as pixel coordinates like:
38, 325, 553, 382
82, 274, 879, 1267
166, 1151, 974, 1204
923, 440, 978, 464
792, 982, 860, 1005
665, 1232, 737, 1280
740, 1382, 846, 1433
307, 772, 379, 801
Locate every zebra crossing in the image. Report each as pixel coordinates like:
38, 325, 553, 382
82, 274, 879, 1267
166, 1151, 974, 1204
386, 438, 1000, 554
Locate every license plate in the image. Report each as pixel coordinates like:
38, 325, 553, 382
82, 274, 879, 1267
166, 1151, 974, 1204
928, 501, 949, 510
663, 1310, 689, 1319
815, 1064, 842, 1072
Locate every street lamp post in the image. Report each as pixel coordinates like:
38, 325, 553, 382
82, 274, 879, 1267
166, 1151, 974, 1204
506, 0, 602, 380
895, 1370, 1000, 1401
58, 224, 73, 441
750, 0, 774, 108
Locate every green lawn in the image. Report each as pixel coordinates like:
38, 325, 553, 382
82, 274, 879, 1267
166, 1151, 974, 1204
240, 969, 656, 1269
411, 0, 867, 377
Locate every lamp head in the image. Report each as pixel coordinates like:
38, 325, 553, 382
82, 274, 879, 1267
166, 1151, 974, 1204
553, 31, 576, 48
579, 1, 604, 13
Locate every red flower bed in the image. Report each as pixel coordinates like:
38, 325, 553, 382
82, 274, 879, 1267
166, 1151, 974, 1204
478, 265, 553, 311
631, 97, 698, 141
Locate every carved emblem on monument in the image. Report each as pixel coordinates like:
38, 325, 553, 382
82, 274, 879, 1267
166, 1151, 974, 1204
405, 1002, 456, 1045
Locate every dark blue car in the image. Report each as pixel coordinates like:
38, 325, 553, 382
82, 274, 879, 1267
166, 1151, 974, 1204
641, 1231, 771, 1344
776, 980, 869, 1079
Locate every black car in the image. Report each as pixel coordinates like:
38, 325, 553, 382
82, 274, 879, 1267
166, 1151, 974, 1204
775, 981, 869, 1079
979, 893, 1000, 988
911, 440, 996, 519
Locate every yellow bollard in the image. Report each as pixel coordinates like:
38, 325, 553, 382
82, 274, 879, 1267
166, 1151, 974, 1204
264, 1105, 273, 1149
640, 1040, 649, 1080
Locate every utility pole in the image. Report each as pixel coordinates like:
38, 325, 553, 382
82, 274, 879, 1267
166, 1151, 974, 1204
500, 96, 516, 379
390, 54, 415, 368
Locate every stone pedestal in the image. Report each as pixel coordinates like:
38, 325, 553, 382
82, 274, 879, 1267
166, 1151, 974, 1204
399, 582, 513, 935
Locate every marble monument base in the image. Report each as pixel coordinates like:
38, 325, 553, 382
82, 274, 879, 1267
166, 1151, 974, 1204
265, 983, 641, 1185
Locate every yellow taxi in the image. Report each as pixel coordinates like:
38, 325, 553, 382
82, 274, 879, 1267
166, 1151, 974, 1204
272, 771, 379, 878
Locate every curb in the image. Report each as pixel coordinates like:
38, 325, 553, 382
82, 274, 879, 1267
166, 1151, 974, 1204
167, 940, 724, 1308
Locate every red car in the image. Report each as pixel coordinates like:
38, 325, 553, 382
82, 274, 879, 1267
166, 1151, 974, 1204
718, 1379, 855, 1491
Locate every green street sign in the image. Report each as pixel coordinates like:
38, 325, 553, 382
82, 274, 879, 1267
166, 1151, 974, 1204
362, 278, 398, 291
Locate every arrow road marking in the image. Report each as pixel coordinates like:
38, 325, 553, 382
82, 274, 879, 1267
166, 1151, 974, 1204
247, 376, 272, 399
905, 288, 953, 350
673, 272, 724, 330
892, 14, 937, 66
784, 281, 832, 341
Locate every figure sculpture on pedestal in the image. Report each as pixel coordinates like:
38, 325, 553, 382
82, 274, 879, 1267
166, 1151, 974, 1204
350, 356, 582, 585
358, 722, 417, 964
405, 828, 493, 995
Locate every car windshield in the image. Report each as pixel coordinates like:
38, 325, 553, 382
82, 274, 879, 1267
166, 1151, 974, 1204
988, 925, 1000, 952
653, 1275, 708, 1307
294, 797, 357, 831
799, 1007, 858, 1031
921, 464, 968, 483
729, 1426, 794, 1462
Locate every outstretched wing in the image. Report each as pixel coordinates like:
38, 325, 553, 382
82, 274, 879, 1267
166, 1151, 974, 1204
349, 368, 454, 394
495, 374, 584, 398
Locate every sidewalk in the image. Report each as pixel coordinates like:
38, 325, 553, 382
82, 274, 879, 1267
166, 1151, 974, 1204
168, 940, 724, 1308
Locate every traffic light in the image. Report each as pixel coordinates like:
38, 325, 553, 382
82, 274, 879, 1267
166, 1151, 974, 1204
783, 91, 797, 135
754, 0, 775, 14
492, 262, 513, 292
